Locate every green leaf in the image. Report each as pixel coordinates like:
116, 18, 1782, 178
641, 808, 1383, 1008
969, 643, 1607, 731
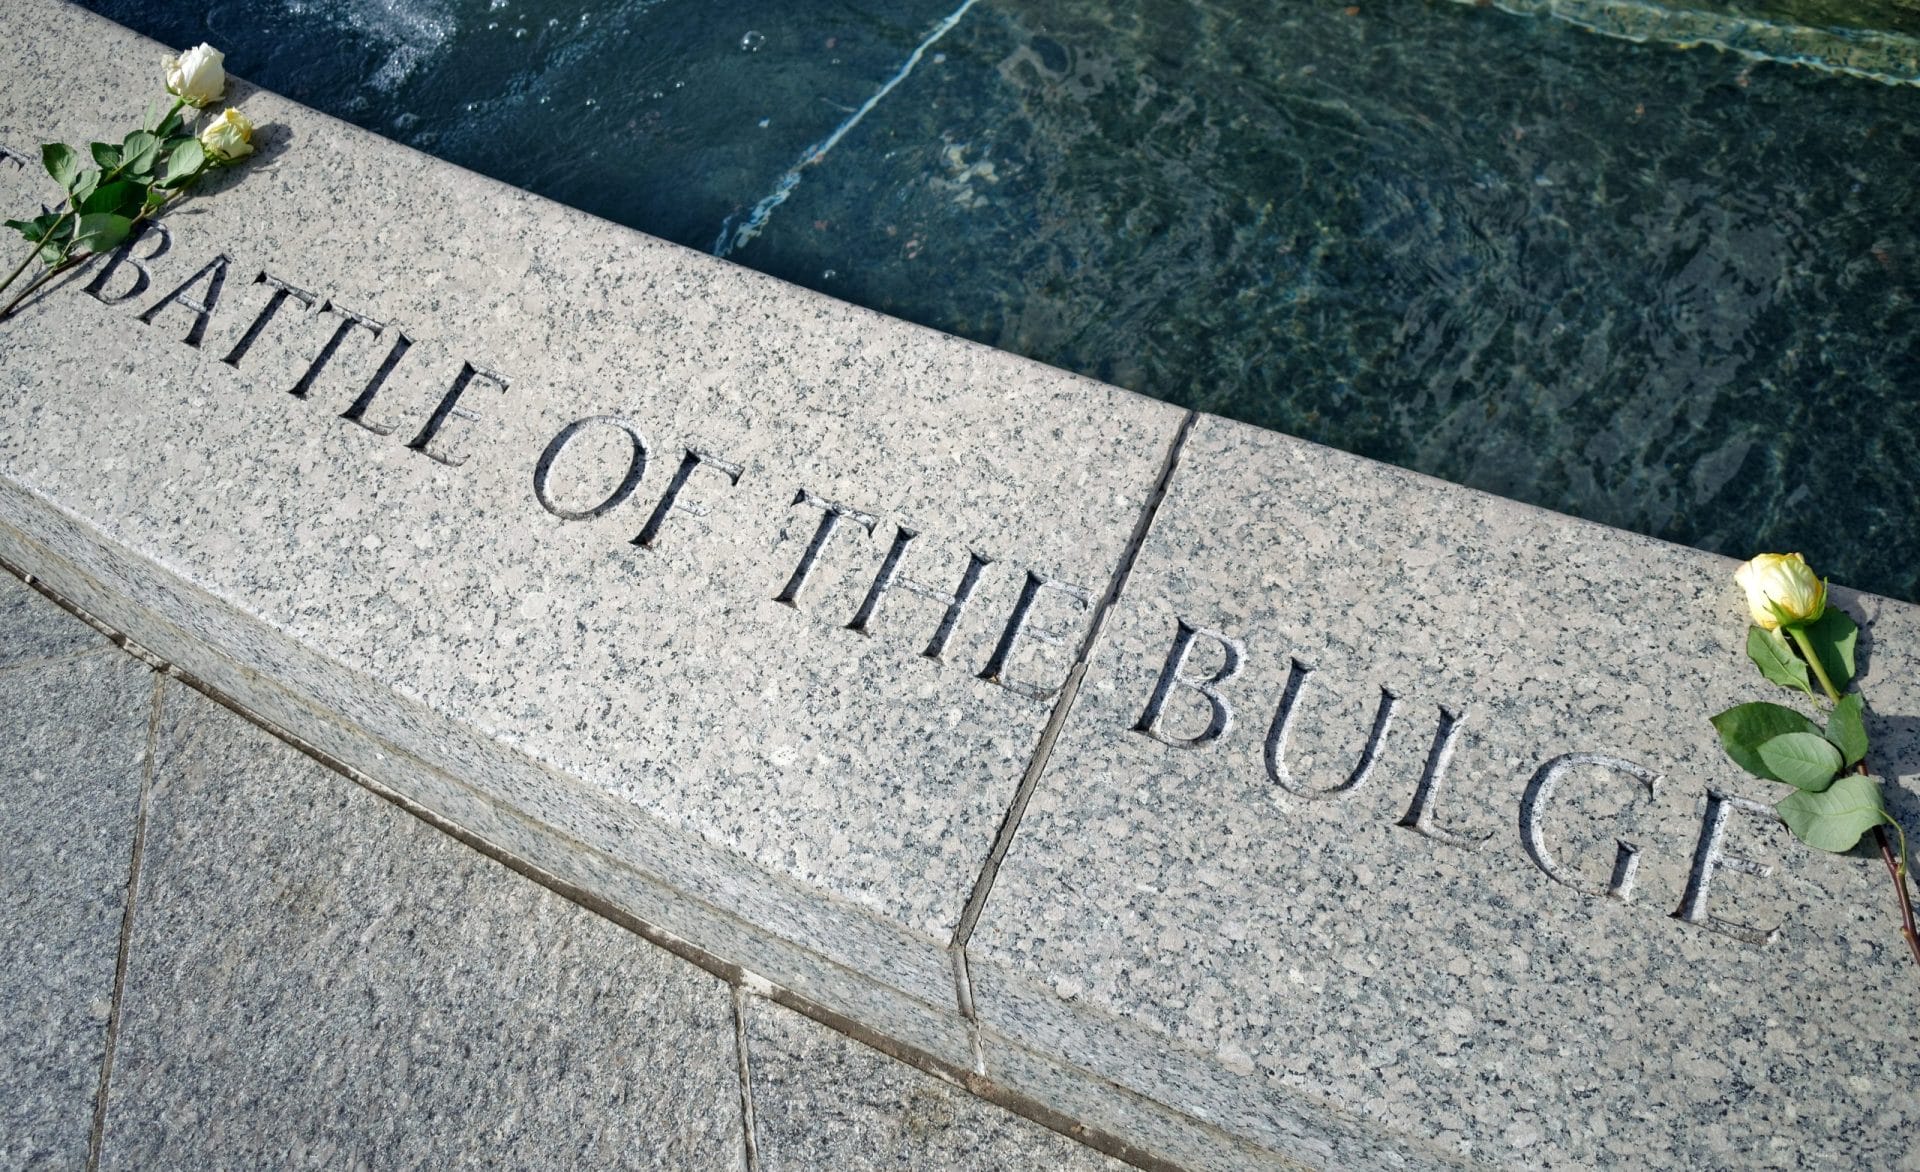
119, 130, 161, 177
1710, 702, 1818, 781
1800, 608, 1858, 692
69, 168, 99, 207
90, 142, 121, 172
1777, 773, 1888, 853
5, 213, 64, 245
1746, 625, 1813, 698
41, 143, 79, 189
159, 139, 204, 189
78, 180, 143, 219
1826, 693, 1869, 766
1756, 731, 1844, 792
71, 213, 132, 256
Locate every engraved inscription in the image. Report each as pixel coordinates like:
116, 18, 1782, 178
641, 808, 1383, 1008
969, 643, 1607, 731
979, 572, 1091, 702
533, 415, 649, 521
634, 448, 744, 549
339, 331, 412, 435
291, 301, 383, 398
406, 361, 508, 466
775, 491, 879, 606
220, 270, 317, 369
1132, 620, 1244, 747
1673, 790, 1781, 946
84, 223, 169, 307
136, 253, 228, 347
1520, 753, 1662, 902
1397, 707, 1494, 850
1265, 659, 1396, 797
50, 216, 1834, 954
847, 527, 992, 663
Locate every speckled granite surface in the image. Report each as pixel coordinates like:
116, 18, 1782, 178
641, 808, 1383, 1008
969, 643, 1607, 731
971, 415, 1920, 1169
4, 3, 1920, 1170
0, 626, 146, 1170
1, 580, 1144, 1169
0, 0, 1171, 1101
96, 678, 747, 1170
746, 995, 1131, 1172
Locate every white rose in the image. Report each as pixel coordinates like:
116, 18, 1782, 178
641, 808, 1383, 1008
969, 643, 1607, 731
166, 43, 226, 108
1734, 552, 1826, 631
198, 107, 255, 162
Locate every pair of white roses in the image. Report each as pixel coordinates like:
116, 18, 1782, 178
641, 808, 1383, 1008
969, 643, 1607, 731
164, 43, 254, 162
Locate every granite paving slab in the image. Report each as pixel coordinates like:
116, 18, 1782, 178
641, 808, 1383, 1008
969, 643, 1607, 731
0, 638, 150, 1170
970, 414, 1920, 1169
96, 677, 745, 1170
0, 0, 1178, 1077
743, 993, 1129, 1172
0, 569, 103, 667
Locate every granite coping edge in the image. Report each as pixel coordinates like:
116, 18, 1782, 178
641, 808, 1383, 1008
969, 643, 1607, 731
0, 542, 1277, 1172
0, 481, 977, 1061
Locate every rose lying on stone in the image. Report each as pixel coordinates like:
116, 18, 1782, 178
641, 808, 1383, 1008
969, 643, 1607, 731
1712, 552, 1919, 972
165, 43, 226, 108
1, 41, 259, 321
198, 108, 254, 162
1734, 551, 1825, 631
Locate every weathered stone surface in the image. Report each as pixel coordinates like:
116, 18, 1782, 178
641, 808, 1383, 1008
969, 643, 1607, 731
97, 678, 744, 1169
0, 0, 1177, 1077
745, 994, 1126, 1172
0, 644, 149, 1169
0, 570, 102, 666
972, 414, 1920, 1169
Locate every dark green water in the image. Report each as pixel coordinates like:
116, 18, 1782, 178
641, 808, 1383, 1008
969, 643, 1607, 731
79, 0, 1920, 600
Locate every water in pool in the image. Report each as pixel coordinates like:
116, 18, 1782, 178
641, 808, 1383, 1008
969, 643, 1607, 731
76, 0, 1920, 601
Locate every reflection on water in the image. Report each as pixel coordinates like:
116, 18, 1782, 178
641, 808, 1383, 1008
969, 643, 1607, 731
82, 0, 1920, 600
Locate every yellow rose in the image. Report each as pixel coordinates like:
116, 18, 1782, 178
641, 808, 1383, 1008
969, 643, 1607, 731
198, 108, 255, 162
165, 43, 226, 108
1734, 552, 1826, 630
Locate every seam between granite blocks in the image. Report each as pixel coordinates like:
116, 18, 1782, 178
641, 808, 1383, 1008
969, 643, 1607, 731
85, 671, 161, 1171
0, 562, 1192, 1172
732, 987, 762, 1172
0, 643, 117, 675
948, 409, 1196, 972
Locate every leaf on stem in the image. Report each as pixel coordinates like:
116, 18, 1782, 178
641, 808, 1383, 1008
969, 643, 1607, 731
1756, 731, 1844, 791
1747, 625, 1813, 698
79, 180, 144, 220
1776, 773, 1888, 853
72, 213, 132, 256
41, 143, 79, 190
159, 139, 204, 189
69, 168, 99, 206
1826, 693, 1869, 766
1800, 608, 1859, 692
90, 142, 121, 172
119, 130, 161, 178
5, 213, 65, 244
1711, 701, 1818, 781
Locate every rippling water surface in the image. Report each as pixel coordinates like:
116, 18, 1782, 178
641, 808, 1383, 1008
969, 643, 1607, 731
81, 0, 1920, 600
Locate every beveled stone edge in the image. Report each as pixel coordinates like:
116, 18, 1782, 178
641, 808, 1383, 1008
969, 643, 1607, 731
0, 478, 974, 1061
0, 543, 1231, 1172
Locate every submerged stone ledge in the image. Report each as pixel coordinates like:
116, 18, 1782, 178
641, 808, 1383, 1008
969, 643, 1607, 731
0, 3, 1916, 1169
